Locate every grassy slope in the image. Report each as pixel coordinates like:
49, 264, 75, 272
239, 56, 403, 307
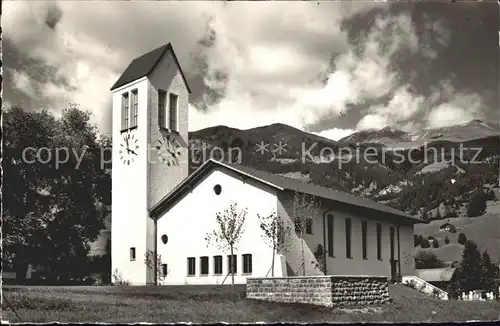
2, 284, 500, 323
414, 199, 500, 264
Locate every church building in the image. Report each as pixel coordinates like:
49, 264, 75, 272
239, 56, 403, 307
110, 43, 420, 286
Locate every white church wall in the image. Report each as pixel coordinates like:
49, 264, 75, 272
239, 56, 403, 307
156, 167, 285, 285
111, 78, 151, 285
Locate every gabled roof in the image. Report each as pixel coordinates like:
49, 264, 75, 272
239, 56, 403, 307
415, 268, 457, 282
110, 43, 192, 93
149, 159, 421, 224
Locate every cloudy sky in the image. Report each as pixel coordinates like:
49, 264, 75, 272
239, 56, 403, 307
3, 1, 499, 140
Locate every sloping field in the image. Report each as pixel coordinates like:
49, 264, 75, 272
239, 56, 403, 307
415, 200, 500, 263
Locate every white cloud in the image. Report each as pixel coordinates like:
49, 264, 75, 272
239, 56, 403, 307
2, 1, 484, 138
9, 69, 37, 98
313, 128, 356, 141
356, 86, 425, 131
424, 81, 483, 129
356, 114, 390, 131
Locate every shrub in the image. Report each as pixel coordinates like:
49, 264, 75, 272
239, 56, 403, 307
405, 279, 417, 289
415, 251, 444, 269
420, 238, 431, 249
112, 269, 129, 286
486, 189, 496, 201
444, 236, 450, 244
414, 234, 421, 247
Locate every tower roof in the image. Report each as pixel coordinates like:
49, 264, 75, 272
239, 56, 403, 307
110, 43, 191, 93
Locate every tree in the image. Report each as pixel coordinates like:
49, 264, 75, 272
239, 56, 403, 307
444, 236, 450, 244
290, 191, 321, 276
3, 106, 110, 282
454, 240, 483, 293
420, 238, 431, 249
415, 251, 444, 269
467, 190, 488, 217
205, 201, 247, 286
433, 239, 440, 248
144, 250, 166, 285
479, 251, 498, 291
457, 233, 468, 245
258, 211, 292, 277
414, 234, 420, 247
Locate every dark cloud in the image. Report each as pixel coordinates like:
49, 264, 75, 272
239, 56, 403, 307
45, 4, 63, 30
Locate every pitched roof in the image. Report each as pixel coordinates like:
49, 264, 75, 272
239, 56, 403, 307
150, 159, 421, 224
415, 268, 457, 282
110, 43, 191, 93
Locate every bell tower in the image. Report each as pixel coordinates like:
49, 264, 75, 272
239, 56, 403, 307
110, 43, 191, 285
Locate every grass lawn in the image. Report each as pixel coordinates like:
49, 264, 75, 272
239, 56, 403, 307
2, 284, 500, 323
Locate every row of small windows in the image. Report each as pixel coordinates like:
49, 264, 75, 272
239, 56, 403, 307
120, 89, 179, 132
130, 249, 252, 276
326, 216, 389, 261
187, 254, 252, 276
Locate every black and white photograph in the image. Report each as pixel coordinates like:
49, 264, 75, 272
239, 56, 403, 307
2, 0, 500, 323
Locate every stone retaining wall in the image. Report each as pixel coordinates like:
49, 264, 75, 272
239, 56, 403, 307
246, 275, 391, 307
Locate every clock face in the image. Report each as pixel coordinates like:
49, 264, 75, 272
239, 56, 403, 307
119, 132, 139, 165
156, 134, 182, 166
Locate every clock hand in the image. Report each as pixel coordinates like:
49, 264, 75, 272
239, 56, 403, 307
129, 149, 138, 155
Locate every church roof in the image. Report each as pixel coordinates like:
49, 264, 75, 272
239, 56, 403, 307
150, 159, 421, 224
110, 43, 192, 93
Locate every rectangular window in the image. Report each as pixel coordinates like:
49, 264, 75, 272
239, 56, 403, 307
213, 255, 223, 275
162, 264, 168, 277
345, 218, 352, 258
227, 254, 237, 274
187, 257, 195, 276
242, 254, 252, 274
122, 93, 129, 130
131, 89, 138, 127
327, 214, 334, 257
129, 247, 136, 261
377, 223, 382, 260
169, 93, 178, 131
158, 90, 166, 128
362, 221, 368, 259
390, 226, 395, 260
200, 256, 209, 275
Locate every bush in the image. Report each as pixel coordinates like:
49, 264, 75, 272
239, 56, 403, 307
420, 238, 431, 249
415, 251, 444, 269
444, 236, 450, 244
467, 190, 488, 217
486, 189, 496, 201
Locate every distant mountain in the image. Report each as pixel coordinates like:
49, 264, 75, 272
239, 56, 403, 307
339, 119, 500, 149
189, 119, 499, 218
340, 126, 411, 145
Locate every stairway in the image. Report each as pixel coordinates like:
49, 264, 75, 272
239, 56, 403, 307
401, 275, 449, 300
